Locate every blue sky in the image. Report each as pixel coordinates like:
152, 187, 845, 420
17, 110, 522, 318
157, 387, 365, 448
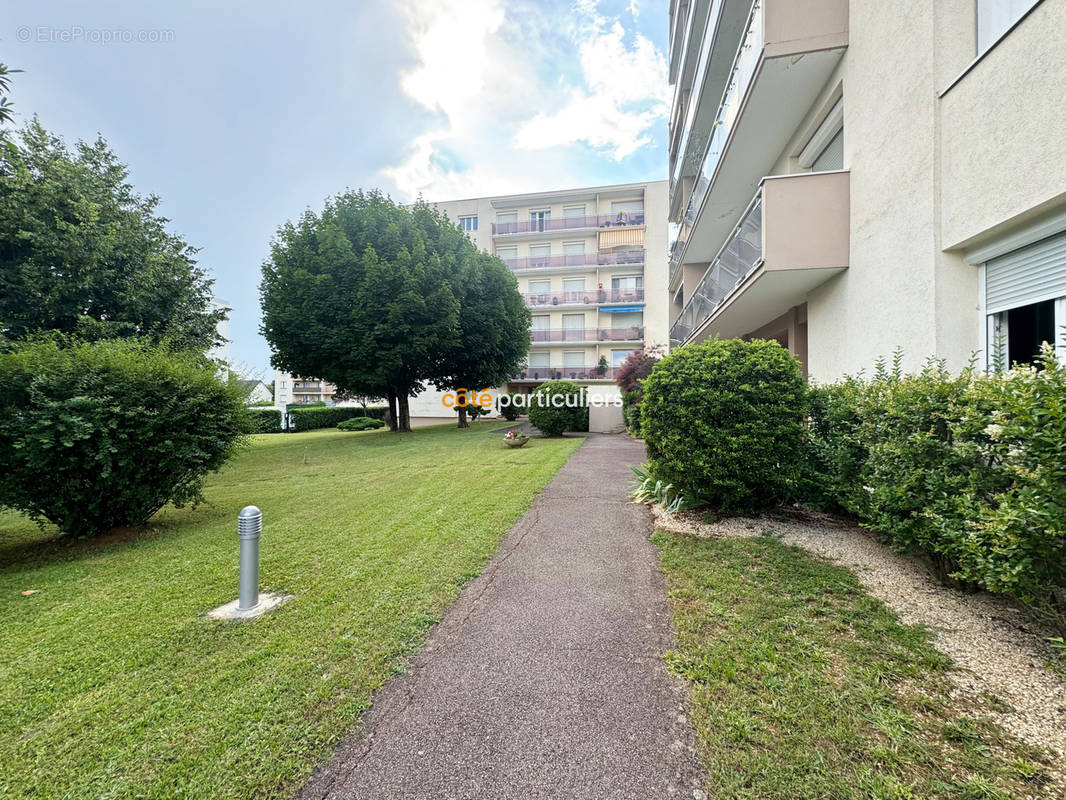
4, 0, 670, 375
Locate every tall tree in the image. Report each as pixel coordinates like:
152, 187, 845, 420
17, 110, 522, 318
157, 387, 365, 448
260, 190, 461, 432
432, 247, 531, 428
0, 118, 224, 350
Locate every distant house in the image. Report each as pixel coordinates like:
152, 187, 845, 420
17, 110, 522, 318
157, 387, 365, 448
239, 379, 272, 405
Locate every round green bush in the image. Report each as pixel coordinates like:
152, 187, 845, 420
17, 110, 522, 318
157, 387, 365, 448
527, 380, 588, 436
0, 339, 247, 537
336, 416, 385, 431
498, 393, 521, 421
642, 339, 805, 513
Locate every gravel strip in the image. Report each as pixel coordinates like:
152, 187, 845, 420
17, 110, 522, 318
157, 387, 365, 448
651, 505, 1066, 775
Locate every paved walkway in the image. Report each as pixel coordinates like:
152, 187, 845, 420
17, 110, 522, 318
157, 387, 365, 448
298, 435, 704, 800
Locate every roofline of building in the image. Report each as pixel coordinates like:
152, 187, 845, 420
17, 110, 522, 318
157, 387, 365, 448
422, 178, 667, 209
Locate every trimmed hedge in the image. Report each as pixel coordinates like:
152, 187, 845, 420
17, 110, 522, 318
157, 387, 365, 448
0, 339, 246, 537
337, 416, 385, 431
246, 407, 283, 433
642, 339, 806, 513
287, 406, 369, 432
804, 348, 1066, 631
527, 380, 589, 436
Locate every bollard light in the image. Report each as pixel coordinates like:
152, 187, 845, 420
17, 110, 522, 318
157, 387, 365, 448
237, 506, 262, 611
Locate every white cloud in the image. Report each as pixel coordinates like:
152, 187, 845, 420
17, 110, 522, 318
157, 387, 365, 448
514, 5, 669, 160
381, 0, 669, 201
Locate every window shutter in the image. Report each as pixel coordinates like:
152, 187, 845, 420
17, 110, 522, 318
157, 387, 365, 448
985, 231, 1066, 314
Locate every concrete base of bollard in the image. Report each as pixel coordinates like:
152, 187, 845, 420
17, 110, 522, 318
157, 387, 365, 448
206, 592, 293, 621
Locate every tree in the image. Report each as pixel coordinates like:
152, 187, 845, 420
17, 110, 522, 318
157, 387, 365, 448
0, 118, 224, 350
420, 206, 529, 427
615, 345, 665, 393
260, 190, 461, 432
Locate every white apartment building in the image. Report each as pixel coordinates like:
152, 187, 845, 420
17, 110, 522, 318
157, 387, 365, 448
273, 372, 352, 407
418, 181, 671, 429
667, 0, 1066, 380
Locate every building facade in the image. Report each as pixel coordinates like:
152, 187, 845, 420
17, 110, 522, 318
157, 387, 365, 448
422, 181, 670, 429
667, 0, 1066, 381
273, 372, 350, 407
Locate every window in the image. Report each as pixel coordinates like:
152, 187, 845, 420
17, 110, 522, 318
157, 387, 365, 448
530, 209, 550, 232
528, 244, 551, 267
977, 0, 1040, 53
611, 311, 642, 327
563, 351, 585, 369
562, 241, 586, 265
563, 205, 586, 228
496, 212, 517, 234
280, 381, 287, 388
496, 246, 518, 261
611, 349, 633, 368
984, 230, 1066, 369
812, 128, 844, 171
610, 200, 644, 225
563, 278, 586, 293
528, 351, 550, 368
458, 215, 478, 232
562, 313, 585, 341
528, 279, 550, 304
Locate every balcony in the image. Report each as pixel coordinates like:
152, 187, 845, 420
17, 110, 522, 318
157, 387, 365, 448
531, 327, 644, 343
522, 289, 646, 308
669, 0, 848, 291
671, 170, 849, 345
502, 248, 645, 273
492, 212, 645, 236
510, 365, 620, 382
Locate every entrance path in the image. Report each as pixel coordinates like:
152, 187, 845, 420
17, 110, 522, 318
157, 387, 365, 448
298, 435, 705, 800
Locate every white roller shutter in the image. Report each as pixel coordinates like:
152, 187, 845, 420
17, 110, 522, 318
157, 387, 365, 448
985, 231, 1066, 313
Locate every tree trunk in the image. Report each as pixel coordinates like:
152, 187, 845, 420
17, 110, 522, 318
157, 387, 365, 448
386, 392, 398, 432
397, 393, 412, 432
457, 406, 468, 428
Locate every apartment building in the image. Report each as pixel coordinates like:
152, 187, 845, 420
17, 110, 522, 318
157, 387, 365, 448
414, 181, 670, 429
667, 0, 1066, 380
273, 371, 348, 407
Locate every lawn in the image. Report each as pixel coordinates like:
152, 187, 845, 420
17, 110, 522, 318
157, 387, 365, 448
654, 530, 1060, 800
0, 424, 582, 799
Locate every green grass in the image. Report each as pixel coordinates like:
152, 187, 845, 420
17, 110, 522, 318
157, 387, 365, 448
653, 530, 1060, 800
0, 424, 582, 799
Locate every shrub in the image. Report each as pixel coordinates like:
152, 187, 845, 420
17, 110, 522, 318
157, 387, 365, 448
641, 339, 806, 513
337, 416, 385, 432
622, 389, 643, 437
247, 407, 283, 433
498, 393, 522, 422
614, 346, 665, 393
803, 347, 1066, 631
0, 339, 246, 537
527, 380, 588, 436
287, 406, 368, 432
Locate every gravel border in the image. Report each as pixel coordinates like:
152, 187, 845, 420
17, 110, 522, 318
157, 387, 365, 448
651, 505, 1066, 777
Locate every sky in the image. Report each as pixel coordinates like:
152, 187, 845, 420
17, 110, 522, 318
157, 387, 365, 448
3, 0, 671, 375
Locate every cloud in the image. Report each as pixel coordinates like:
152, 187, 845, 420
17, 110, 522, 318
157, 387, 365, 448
381, 0, 669, 201
514, 3, 669, 160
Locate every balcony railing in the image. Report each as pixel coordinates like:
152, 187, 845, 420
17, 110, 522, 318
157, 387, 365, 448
670, 190, 762, 344
671, 0, 764, 275
531, 327, 643, 343
510, 365, 620, 382
492, 212, 645, 235
502, 248, 645, 272
522, 289, 645, 307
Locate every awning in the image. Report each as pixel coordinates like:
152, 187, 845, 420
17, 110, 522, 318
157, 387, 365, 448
601, 305, 644, 313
